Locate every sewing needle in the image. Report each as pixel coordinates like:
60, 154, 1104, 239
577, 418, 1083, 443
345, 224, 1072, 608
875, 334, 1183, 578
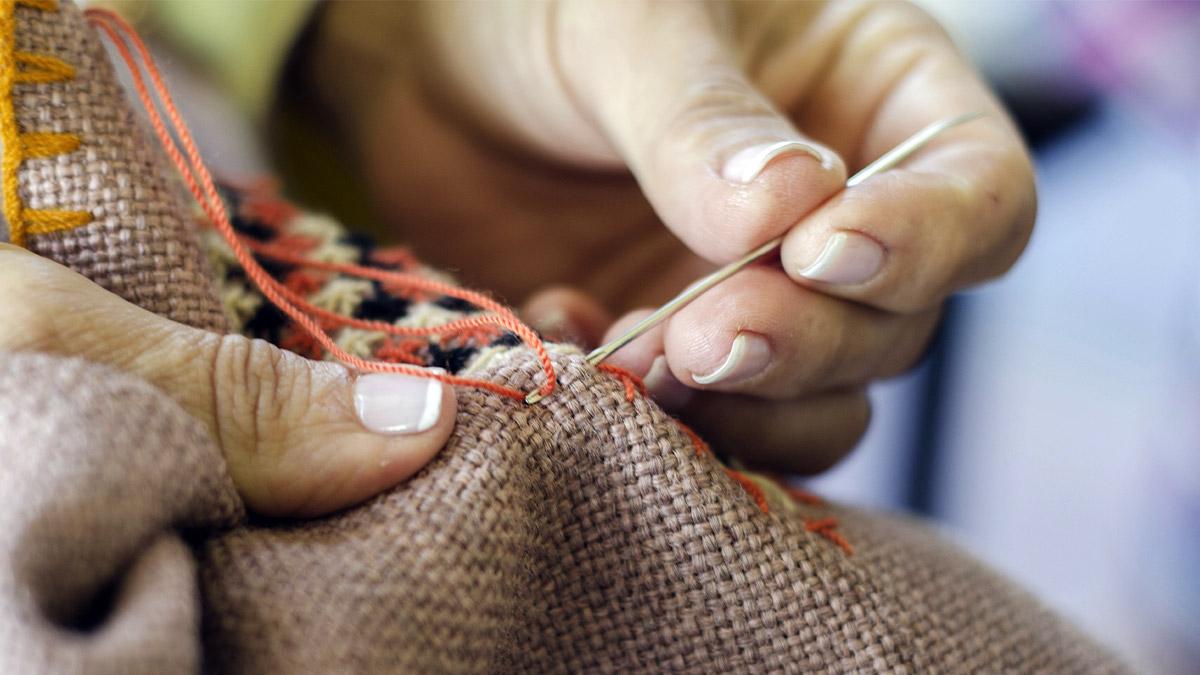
526, 111, 985, 404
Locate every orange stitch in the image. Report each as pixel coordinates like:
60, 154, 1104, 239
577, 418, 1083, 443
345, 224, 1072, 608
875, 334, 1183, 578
371, 246, 420, 270
674, 419, 709, 457
15, 0, 57, 10
14, 52, 73, 82
376, 337, 427, 365
724, 467, 770, 514
596, 363, 647, 403
283, 269, 326, 296
86, 8, 558, 403
438, 325, 500, 348
19, 131, 79, 157
804, 517, 854, 556
239, 192, 297, 230
271, 233, 320, 254
279, 326, 323, 360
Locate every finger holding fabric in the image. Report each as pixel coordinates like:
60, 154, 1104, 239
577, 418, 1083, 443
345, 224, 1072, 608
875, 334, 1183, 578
302, 0, 1035, 470
0, 244, 457, 518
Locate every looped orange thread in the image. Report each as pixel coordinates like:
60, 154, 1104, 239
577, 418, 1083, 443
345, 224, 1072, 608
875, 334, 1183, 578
84, 8, 556, 403
803, 517, 854, 556
595, 363, 647, 402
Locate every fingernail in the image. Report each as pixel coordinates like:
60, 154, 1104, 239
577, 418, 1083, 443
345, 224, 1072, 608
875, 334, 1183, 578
643, 355, 693, 410
354, 372, 443, 434
721, 140, 831, 184
797, 231, 885, 286
692, 333, 772, 386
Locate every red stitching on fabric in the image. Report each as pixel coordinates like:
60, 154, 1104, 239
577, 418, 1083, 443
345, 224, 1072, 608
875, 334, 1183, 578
595, 363, 647, 402
723, 468, 770, 513
803, 517, 854, 556
85, 9, 557, 403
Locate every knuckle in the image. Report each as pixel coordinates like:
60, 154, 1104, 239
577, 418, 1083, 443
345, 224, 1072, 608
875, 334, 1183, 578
796, 310, 855, 393
211, 335, 311, 459
664, 70, 785, 153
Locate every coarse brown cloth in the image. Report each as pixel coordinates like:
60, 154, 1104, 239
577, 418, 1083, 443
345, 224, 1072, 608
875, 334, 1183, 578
0, 1, 1128, 673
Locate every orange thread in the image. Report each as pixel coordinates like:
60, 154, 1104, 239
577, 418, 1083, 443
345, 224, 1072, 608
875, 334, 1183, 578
674, 420, 709, 457
804, 517, 853, 556
371, 246, 420, 270
595, 363, 647, 402
723, 467, 770, 513
19, 131, 79, 157
376, 337, 428, 365
85, 8, 557, 403
14, 52, 73, 83
237, 190, 297, 230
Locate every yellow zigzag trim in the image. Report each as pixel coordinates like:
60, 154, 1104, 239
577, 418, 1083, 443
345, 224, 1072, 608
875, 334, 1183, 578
1, 0, 90, 247
24, 208, 90, 235
20, 131, 79, 157
16, 0, 57, 11
15, 52, 73, 82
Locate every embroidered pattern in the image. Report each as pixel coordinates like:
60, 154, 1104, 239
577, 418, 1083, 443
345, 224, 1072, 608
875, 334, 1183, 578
0, 0, 91, 247
83, 6, 852, 556
592, 359, 853, 555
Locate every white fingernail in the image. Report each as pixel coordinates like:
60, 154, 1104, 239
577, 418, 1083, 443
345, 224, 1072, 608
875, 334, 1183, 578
354, 372, 443, 434
721, 140, 830, 184
797, 231, 885, 286
692, 333, 772, 386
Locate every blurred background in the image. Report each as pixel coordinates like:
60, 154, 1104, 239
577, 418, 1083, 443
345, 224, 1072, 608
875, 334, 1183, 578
120, 1, 1198, 672
810, 2, 1200, 672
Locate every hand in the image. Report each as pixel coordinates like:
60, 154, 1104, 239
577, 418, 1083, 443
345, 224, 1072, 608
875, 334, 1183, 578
302, 0, 1035, 471
0, 245, 457, 517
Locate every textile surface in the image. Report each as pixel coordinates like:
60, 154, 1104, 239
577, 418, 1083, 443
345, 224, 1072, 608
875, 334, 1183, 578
0, 1, 1129, 673
1, 0, 226, 331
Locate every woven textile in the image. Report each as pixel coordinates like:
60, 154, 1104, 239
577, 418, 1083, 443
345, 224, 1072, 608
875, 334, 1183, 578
0, 1, 1129, 673
1, 0, 225, 331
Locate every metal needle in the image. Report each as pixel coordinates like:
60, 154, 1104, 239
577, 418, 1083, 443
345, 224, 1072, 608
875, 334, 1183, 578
526, 111, 985, 404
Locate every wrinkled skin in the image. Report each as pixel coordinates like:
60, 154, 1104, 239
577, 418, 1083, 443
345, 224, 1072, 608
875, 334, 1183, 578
305, 0, 1035, 471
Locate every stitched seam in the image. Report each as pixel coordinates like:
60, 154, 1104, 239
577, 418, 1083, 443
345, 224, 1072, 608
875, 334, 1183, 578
1, 0, 91, 248
19, 130, 78, 157
14, 51, 73, 82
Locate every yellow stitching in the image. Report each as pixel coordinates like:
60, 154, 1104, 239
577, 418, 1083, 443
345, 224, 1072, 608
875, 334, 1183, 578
24, 209, 91, 235
16, 0, 57, 11
1, 0, 90, 247
20, 131, 79, 157
1, 0, 24, 246
14, 52, 73, 82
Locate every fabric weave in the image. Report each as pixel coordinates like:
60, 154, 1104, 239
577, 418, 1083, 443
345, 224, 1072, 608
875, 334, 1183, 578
0, 2, 1129, 673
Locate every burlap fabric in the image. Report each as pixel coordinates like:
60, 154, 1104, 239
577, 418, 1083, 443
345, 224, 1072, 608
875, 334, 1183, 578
0, 1, 1128, 673
0, 0, 225, 331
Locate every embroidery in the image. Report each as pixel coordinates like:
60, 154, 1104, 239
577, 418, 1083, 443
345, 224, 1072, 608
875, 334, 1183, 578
82, 7, 853, 555
1, 0, 92, 247
86, 7, 559, 402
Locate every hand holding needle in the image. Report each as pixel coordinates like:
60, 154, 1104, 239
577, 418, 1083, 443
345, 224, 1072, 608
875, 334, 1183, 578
526, 112, 985, 404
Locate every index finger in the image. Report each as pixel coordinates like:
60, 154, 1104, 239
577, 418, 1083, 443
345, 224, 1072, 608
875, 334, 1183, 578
779, 2, 1036, 313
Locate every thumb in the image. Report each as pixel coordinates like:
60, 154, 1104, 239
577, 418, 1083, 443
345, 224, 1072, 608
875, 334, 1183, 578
202, 339, 456, 518
0, 245, 455, 518
556, 2, 848, 261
